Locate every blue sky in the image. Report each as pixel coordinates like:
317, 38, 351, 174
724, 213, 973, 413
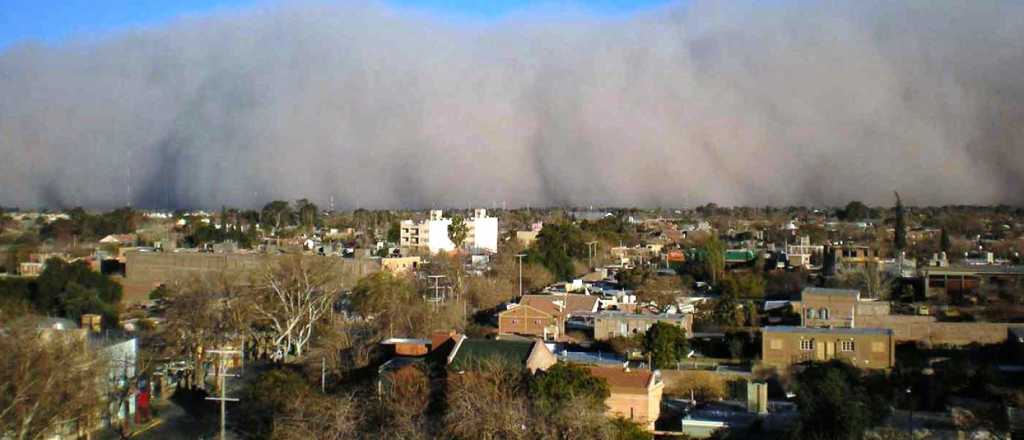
0, 0, 674, 50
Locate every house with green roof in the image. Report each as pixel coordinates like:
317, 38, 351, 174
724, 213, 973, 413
446, 336, 556, 374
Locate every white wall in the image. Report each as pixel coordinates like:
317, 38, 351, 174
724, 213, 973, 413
427, 218, 454, 253
471, 216, 498, 252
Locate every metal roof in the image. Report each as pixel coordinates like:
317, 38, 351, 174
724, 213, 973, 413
801, 287, 860, 297
922, 265, 1024, 276
763, 326, 892, 336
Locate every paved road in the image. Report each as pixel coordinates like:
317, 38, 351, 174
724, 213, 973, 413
97, 400, 216, 440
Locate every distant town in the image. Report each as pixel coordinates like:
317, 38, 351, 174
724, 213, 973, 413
3, 199, 1023, 439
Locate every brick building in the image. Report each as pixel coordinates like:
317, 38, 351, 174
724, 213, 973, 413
497, 304, 561, 340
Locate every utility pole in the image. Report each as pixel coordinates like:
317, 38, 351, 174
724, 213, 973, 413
321, 357, 326, 393
205, 349, 241, 440
515, 254, 527, 297
427, 275, 446, 310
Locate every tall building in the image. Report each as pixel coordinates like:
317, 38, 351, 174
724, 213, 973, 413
400, 209, 498, 254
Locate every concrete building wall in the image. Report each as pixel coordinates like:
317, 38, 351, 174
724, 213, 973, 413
605, 389, 662, 430
761, 329, 894, 370
469, 216, 498, 253
799, 292, 858, 328
593, 315, 692, 341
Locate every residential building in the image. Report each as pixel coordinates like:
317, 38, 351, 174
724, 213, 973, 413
399, 209, 498, 253
795, 287, 860, 328
381, 256, 421, 273
497, 304, 561, 340
761, 326, 895, 370
593, 312, 692, 341
587, 366, 664, 430
447, 337, 556, 373
920, 264, 1024, 299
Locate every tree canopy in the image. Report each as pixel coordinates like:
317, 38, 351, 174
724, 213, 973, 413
643, 322, 689, 369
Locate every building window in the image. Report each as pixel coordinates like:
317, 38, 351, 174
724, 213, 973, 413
820, 308, 830, 320
806, 308, 817, 320
534, 320, 542, 325
841, 340, 855, 352
511, 319, 518, 325
800, 339, 814, 351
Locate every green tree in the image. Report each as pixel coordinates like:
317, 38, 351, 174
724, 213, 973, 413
386, 221, 401, 244
787, 361, 888, 440
530, 223, 585, 281
529, 362, 610, 414
940, 227, 951, 253
294, 199, 319, 228
703, 235, 726, 286
262, 200, 293, 230
893, 192, 907, 252
720, 272, 766, 299
35, 258, 122, 324
643, 322, 689, 369
448, 215, 469, 249
841, 201, 870, 221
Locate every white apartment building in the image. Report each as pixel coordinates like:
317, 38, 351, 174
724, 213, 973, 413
400, 209, 498, 254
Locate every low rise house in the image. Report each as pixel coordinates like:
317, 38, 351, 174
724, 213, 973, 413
381, 256, 421, 273
593, 311, 692, 340
920, 264, 1024, 300
447, 337, 556, 373
587, 366, 664, 430
761, 326, 895, 370
497, 304, 561, 340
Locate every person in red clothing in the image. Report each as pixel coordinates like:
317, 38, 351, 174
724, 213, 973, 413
136, 389, 151, 422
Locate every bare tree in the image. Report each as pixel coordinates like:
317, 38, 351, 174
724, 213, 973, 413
252, 256, 341, 359
271, 393, 359, 440
0, 322, 105, 440
444, 359, 532, 440
159, 272, 250, 390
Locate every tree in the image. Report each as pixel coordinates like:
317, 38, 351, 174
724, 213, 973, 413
262, 200, 293, 230
703, 235, 726, 286
940, 227, 951, 253
294, 199, 319, 229
530, 363, 610, 414
530, 223, 585, 281
448, 215, 469, 250
720, 272, 766, 299
386, 221, 401, 244
251, 256, 341, 359
35, 258, 122, 324
445, 359, 532, 440
842, 201, 870, 221
643, 322, 689, 369
787, 361, 888, 440
349, 271, 420, 334
0, 320, 105, 440
893, 192, 907, 253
